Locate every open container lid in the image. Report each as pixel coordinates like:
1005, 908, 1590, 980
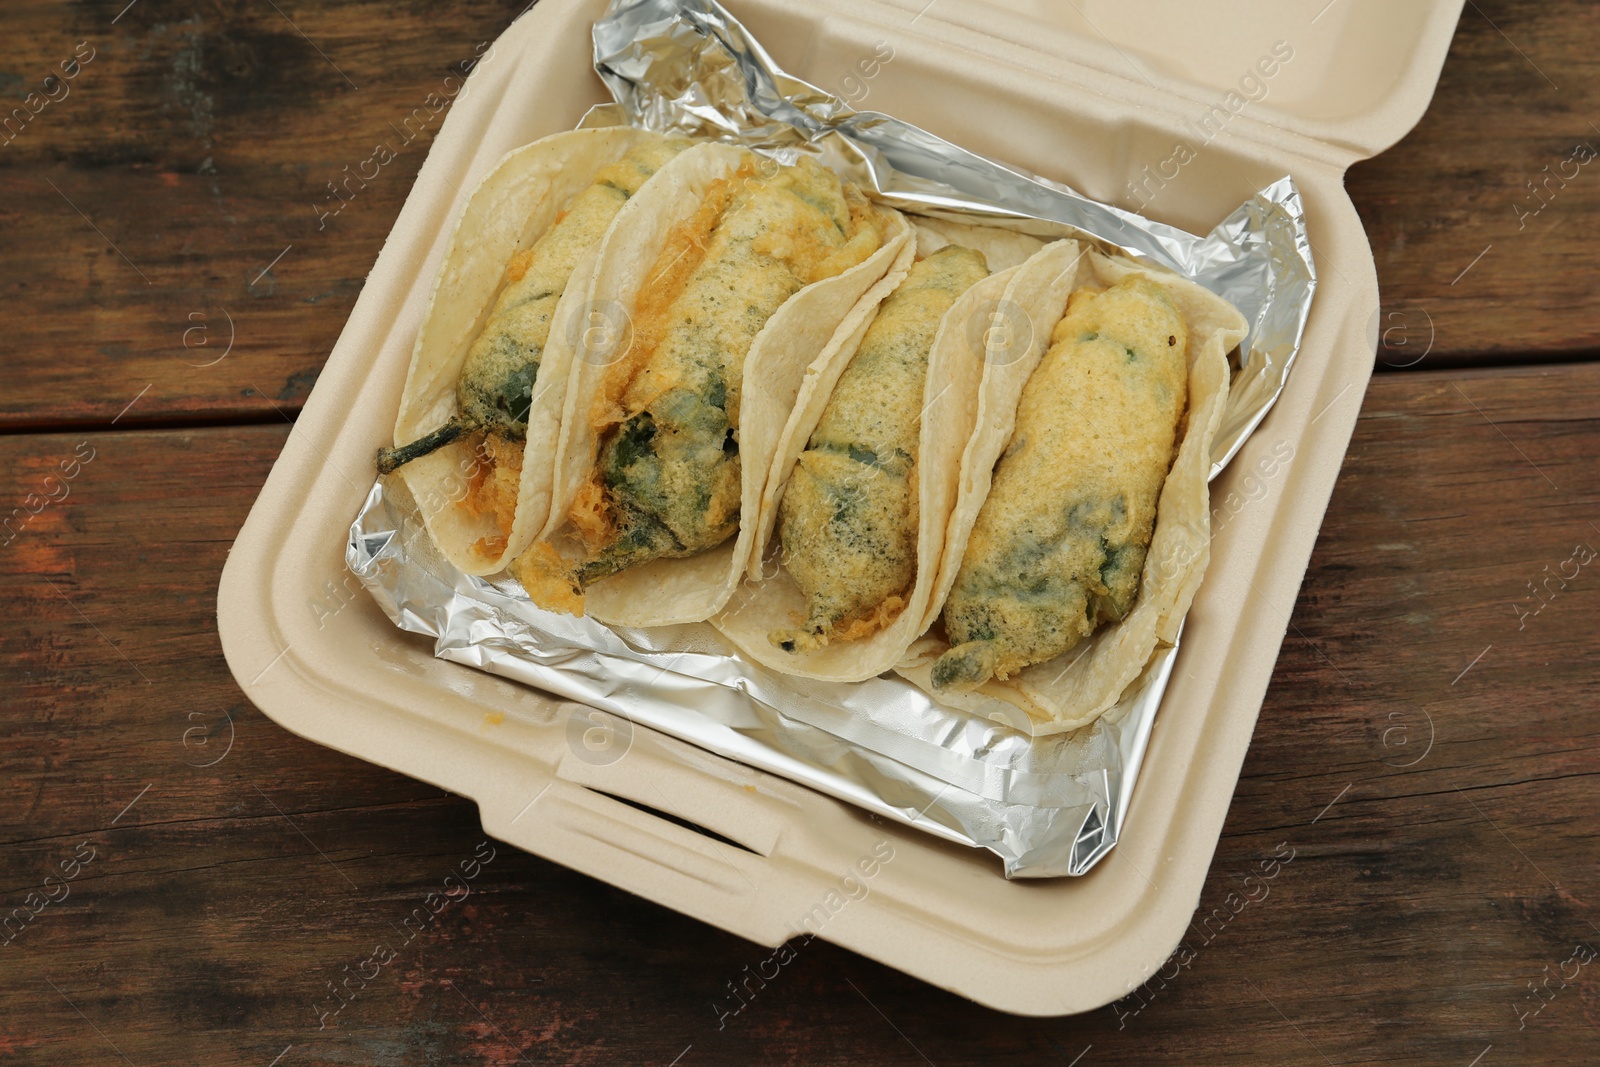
871, 0, 1463, 159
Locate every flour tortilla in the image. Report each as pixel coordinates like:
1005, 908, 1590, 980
530, 143, 913, 627
390, 127, 672, 575
897, 250, 1249, 734
910, 216, 1045, 272
713, 238, 1082, 682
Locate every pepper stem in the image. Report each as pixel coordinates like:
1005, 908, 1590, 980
375, 418, 468, 475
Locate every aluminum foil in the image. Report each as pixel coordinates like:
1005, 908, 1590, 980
348, 0, 1315, 877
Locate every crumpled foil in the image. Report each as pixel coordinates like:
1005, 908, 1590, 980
348, 0, 1315, 877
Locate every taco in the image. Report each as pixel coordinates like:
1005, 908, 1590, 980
379, 128, 689, 575
898, 250, 1249, 734
512, 143, 913, 626
713, 237, 1082, 682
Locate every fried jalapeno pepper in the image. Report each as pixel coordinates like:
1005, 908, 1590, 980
773, 246, 989, 652
376, 137, 689, 497
567, 155, 887, 585
932, 275, 1189, 692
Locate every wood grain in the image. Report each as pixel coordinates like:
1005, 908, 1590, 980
1, 361, 1595, 1064
1349, 0, 1600, 367
0, 0, 524, 429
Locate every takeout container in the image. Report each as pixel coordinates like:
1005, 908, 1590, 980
218, 0, 1464, 1015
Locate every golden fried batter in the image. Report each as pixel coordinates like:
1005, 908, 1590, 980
376, 137, 689, 543
774, 246, 989, 651
574, 155, 888, 585
933, 275, 1189, 691
456, 138, 689, 437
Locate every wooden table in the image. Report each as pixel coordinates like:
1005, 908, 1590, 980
3, 2, 1596, 1063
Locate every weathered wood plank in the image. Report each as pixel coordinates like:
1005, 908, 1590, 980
1350, 0, 1600, 367
1, 359, 1596, 1063
0, 0, 523, 429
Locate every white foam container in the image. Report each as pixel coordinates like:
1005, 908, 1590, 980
218, 0, 1463, 1015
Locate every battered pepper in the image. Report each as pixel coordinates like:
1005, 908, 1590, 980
932, 275, 1189, 691
376, 136, 689, 486
568, 155, 888, 586
773, 246, 989, 652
